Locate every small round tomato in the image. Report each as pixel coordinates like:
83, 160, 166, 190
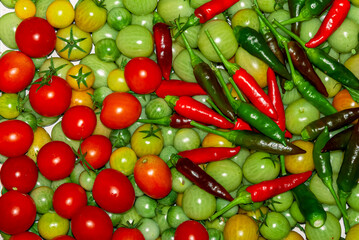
109, 147, 137, 176
75, 0, 107, 32
46, 0, 75, 29
52, 236, 75, 240
130, 124, 164, 157
100, 92, 142, 129
112, 227, 145, 240
202, 131, 235, 148
37, 141, 76, 181
66, 64, 95, 91
70, 88, 95, 108
14, 0, 36, 19
61, 106, 97, 140
0, 120, 34, 158
124, 57, 162, 94
332, 89, 359, 123
134, 155, 172, 199
9, 232, 42, 240
107, 68, 130, 92
174, 220, 209, 240
0, 155, 38, 193
284, 140, 315, 174
78, 135, 112, 169
223, 214, 259, 240
38, 212, 70, 240
15, 17, 56, 58
26, 126, 52, 162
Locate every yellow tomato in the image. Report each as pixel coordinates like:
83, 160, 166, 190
346, 223, 359, 240
92, 109, 112, 138
202, 131, 235, 148
66, 64, 95, 91
26, 127, 52, 162
109, 147, 137, 176
241, 206, 269, 221
46, 0, 75, 29
284, 140, 315, 174
332, 89, 359, 124
176, 193, 184, 207
15, 0, 36, 20
223, 214, 259, 240
69, 88, 94, 109
107, 69, 130, 92
283, 231, 304, 240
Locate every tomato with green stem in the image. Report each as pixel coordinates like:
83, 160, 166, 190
130, 124, 164, 157
66, 64, 95, 91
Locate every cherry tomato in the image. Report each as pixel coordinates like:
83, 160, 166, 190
37, 141, 76, 181
332, 89, 359, 124
71, 206, 113, 240
124, 57, 162, 94
61, 106, 97, 140
0, 120, 34, 158
46, 0, 75, 29
70, 88, 95, 109
14, 0, 36, 19
0, 191, 36, 235
92, 168, 135, 213
130, 123, 164, 157
75, 0, 107, 32
284, 140, 315, 174
174, 220, 209, 240
0, 51, 35, 93
134, 155, 172, 199
112, 227, 145, 240
9, 232, 42, 240
66, 64, 95, 91
53, 183, 88, 219
223, 214, 259, 240
52, 236, 75, 240
100, 92, 142, 129
15, 17, 56, 58
0, 155, 38, 193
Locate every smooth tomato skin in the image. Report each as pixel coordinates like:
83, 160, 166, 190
100, 92, 142, 129
0, 155, 38, 193
53, 183, 88, 219
112, 227, 145, 240
29, 76, 72, 117
9, 232, 42, 240
0, 51, 35, 93
174, 220, 209, 240
15, 17, 56, 58
134, 155, 172, 199
0, 191, 36, 235
61, 106, 97, 140
0, 120, 34, 158
71, 206, 113, 240
124, 57, 162, 94
37, 141, 76, 181
52, 236, 75, 240
92, 168, 135, 213
79, 135, 112, 169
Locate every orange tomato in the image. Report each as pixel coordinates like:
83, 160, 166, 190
284, 140, 315, 174
223, 214, 259, 240
283, 231, 304, 240
70, 88, 94, 109
332, 89, 359, 124
202, 131, 234, 148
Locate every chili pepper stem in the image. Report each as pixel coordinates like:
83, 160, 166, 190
227, 77, 247, 102
279, 7, 311, 26
164, 95, 178, 109
322, 177, 348, 220
190, 120, 233, 140
137, 117, 171, 126
172, 14, 200, 40
280, 155, 287, 176
273, 20, 307, 48
338, 189, 351, 232
206, 98, 233, 123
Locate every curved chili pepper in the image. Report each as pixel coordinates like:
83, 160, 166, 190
155, 80, 207, 98
194, 0, 240, 23
178, 146, 241, 164
233, 118, 252, 131
322, 126, 353, 152
165, 95, 234, 129
301, 108, 359, 140
171, 154, 234, 201
210, 171, 312, 220
153, 12, 172, 81
306, 0, 351, 48
288, 0, 306, 36
138, 113, 193, 128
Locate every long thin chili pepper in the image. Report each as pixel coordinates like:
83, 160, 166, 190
153, 12, 172, 80
190, 121, 306, 155
178, 146, 241, 164
155, 80, 207, 98
137, 113, 194, 128
322, 126, 353, 152
165, 95, 234, 129
301, 108, 359, 140
171, 154, 234, 201
209, 171, 312, 220
233, 118, 252, 131
305, 0, 351, 48
313, 127, 348, 219
288, 0, 306, 36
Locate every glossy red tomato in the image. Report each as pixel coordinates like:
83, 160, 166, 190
0, 191, 36, 235
92, 168, 135, 213
52, 183, 88, 219
174, 220, 209, 240
100, 92, 142, 129
0, 155, 38, 193
78, 135, 112, 169
15, 17, 56, 58
61, 105, 97, 140
37, 141, 76, 181
71, 206, 113, 240
112, 227, 145, 240
9, 232, 42, 240
134, 155, 172, 199
124, 57, 162, 94
0, 51, 35, 93
29, 76, 72, 117
0, 120, 34, 157
52, 236, 75, 240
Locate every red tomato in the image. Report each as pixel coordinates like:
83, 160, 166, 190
9, 232, 42, 240
61, 106, 97, 140
0, 51, 35, 93
52, 236, 75, 240
0, 120, 34, 158
15, 17, 56, 58
71, 206, 113, 240
0, 155, 38, 193
134, 155, 172, 199
29, 76, 72, 117
124, 57, 162, 94
36, 141, 76, 181
53, 183, 88, 219
78, 135, 112, 170
0, 191, 36, 235
112, 227, 145, 240
100, 92, 142, 129
92, 169, 135, 213
174, 220, 209, 240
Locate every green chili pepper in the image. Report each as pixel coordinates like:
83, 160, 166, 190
322, 126, 353, 152
288, 0, 306, 36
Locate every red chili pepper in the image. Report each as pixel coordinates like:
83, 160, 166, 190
138, 113, 194, 128
267, 68, 293, 138
233, 118, 252, 131
305, 0, 351, 48
165, 95, 235, 129
155, 80, 207, 98
195, 0, 240, 23
178, 146, 241, 164
232, 68, 278, 120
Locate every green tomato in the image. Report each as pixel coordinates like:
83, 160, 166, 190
38, 212, 70, 240
107, 7, 132, 31
79, 170, 97, 191
0, 93, 20, 119
314, 68, 342, 98
51, 177, 71, 192
173, 128, 201, 152
305, 212, 341, 240
135, 195, 158, 218
171, 167, 193, 193
159, 146, 178, 163
30, 186, 54, 214
157, 0, 194, 24
206, 160, 243, 192
92, 23, 119, 44
51, 121, 81, 150
243, 152, 280, 184
145, 98, 172, 119
95, 38, 121, 62
300, 18, 322, 43
348, 183, 359, 212
309, 173, 339, 205
160, 126, 178, 147
137, 218, 160, 240
0, 12, 21, 49
328, 19, 359, 53
259, 212, 291, 240
131, 13, 154, 32
153, 205, 171, 234
109, 128, 131, 148
268, 191, 294, 212
172, 17, 201, 48
167, 206, 190, 228
39, 57, 74, 80
123, 0, 157, 15
231, 9, 260, 31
